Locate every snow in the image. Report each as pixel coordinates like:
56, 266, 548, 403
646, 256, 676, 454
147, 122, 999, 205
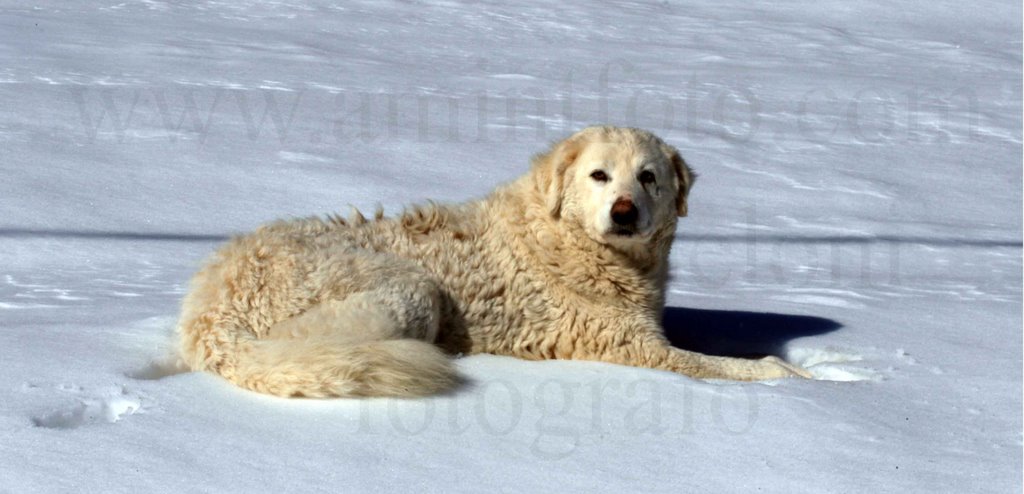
0, 1, 1020, 492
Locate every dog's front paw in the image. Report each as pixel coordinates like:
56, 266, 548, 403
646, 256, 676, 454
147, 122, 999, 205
759, 356, 813, 379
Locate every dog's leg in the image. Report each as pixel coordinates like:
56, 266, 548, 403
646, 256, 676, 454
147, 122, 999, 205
607, 340, 809, 380
668, 349, 812, 380
266, 288, 441, 344
570, 321, 810, 381
266, 250, 444, 343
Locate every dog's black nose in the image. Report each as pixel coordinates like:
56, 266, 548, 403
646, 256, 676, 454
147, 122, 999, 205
610, 198, 638, 226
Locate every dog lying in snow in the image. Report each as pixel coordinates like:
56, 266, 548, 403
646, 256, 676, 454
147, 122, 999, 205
176, 126, 809, 397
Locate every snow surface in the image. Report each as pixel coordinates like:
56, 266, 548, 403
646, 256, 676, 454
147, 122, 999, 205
0, 1, 1020, 492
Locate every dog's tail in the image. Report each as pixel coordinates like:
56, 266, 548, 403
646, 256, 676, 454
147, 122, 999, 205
179, 320, 457, 398
229, 337, 457, 398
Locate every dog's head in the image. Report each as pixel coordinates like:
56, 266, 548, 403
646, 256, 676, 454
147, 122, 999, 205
532, 126, 695, 249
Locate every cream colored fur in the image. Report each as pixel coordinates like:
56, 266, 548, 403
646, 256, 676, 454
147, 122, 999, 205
176, 126, 809, 398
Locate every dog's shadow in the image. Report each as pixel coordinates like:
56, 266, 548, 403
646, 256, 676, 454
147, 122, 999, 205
662, 306, 842, 358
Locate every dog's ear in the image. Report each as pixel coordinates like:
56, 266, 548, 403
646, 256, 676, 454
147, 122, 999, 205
532, 135, 585, 218
671, 150, 697, 217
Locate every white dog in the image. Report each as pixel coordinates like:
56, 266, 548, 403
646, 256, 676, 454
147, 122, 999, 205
176, 126, 809, 397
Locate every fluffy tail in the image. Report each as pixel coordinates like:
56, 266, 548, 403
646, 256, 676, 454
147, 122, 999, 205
180, 316, 458, 398
219, 337, 457, 398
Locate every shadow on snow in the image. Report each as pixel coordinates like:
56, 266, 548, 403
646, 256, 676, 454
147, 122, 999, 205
662, 306, 842, 358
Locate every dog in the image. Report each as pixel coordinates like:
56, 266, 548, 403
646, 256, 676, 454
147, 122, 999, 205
176, 126, 810, 398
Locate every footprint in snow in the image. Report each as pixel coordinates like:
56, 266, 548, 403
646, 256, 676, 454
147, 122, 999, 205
32, 387, 143, 429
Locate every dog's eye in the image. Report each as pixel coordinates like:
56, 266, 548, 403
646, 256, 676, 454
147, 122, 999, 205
590, 170, 609, 182
638, 170, 656, 184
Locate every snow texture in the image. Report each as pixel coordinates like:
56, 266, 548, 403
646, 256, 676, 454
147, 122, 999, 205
0, 1, 1020, 493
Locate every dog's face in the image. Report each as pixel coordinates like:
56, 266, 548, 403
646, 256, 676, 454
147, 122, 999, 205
534, 127, 695, 250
